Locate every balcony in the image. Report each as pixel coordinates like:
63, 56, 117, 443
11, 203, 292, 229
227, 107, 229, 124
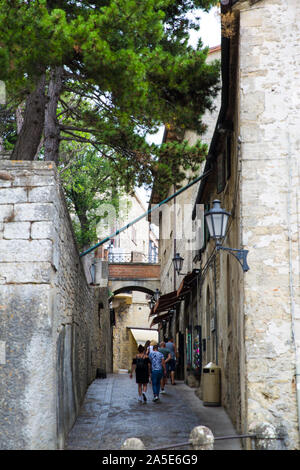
108, 251, 159, 264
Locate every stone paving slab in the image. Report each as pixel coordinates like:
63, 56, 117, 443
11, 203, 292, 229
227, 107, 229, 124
66, 374, 242, 450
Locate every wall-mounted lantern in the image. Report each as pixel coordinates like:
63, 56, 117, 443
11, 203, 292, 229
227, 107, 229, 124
204, 200, 249, 272
153, 288, 161, 302
172, 252, 184, 275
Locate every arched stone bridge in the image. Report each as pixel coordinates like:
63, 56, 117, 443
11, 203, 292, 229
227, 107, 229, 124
108, 262, 160, 297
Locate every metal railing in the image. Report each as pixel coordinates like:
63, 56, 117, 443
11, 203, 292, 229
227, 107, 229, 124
148, 433, 256, 450
108, 252, 159, 264
120, 425, 286, 451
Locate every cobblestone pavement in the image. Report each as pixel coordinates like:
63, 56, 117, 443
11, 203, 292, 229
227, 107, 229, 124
66, 373, 242, 450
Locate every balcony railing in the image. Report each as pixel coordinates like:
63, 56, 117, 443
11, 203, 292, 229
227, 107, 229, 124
108, 252, 158, 264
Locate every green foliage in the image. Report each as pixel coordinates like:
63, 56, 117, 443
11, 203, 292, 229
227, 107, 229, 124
0, 0, 220, 243
152, 138, 208, 198
0, 105, 17, 150
0, 0, 220, 134
59, 142, 127, 248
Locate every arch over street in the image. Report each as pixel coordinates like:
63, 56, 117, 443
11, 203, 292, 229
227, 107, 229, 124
108, 262, 160, 299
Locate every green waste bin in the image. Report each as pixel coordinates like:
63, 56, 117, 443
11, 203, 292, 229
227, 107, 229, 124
203, 362, 221, 406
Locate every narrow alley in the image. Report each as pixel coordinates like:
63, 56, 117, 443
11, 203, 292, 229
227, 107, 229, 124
66, 373, 242, 451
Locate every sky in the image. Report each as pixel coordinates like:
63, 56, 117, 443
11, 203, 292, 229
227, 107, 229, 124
189, 6, 221, 49
136, 7, 221, 206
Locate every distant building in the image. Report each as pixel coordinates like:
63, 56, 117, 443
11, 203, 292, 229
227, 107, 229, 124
148, 45, 221, 382
104, 192, 159, 372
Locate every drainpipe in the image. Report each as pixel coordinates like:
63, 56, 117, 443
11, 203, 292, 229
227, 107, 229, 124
287, 133, 300, 440
173, 184, 177, 292
213, 255, 218, 365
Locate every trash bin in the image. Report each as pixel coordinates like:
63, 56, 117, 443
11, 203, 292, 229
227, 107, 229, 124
202, 362, 221, 406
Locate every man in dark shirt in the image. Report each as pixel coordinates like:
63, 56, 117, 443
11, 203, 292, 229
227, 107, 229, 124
158, 341, 171, 393
165, 337, 177, 385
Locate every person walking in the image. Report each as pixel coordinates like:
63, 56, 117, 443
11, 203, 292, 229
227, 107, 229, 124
149, 343, 166, 402
130, 345, 151, 403
144, 340, 151, 356
158, 341, 171, 393
148, 339, 157, 355
165, 337, 177, 385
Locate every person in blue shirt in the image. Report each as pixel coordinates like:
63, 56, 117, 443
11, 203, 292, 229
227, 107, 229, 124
149, 344, 166, 401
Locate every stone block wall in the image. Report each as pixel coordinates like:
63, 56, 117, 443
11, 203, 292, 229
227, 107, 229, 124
0, 161, 109, 449
236, 0, 300, 448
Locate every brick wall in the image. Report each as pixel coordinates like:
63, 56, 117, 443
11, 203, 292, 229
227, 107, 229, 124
109, 263, 160, 279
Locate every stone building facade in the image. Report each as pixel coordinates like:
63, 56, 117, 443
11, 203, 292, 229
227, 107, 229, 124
105, 192, 159, 372
98, 192, 158, 264
151, 0, 300, 449
111, 291, 158, 372
0, 161, 112, 449
149, 45, 221, 383
231, 0, 299, 448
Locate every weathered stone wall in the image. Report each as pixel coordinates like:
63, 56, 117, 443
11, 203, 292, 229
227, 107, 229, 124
158, 47, 221, 299
235, 0, 300, 448
157, 46, 222, 386
195, 122, 243, 428
0, 161, 108, 449
112, 291, 156, 372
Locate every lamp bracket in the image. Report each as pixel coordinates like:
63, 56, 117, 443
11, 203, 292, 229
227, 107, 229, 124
216, 245, 250, 272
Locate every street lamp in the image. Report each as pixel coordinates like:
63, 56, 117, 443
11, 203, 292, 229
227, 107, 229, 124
204, 200, 249, 272
153, 288, 161, 302
172, 252, 184, 275
148, 297, 155, 310
168, 308, 176, 316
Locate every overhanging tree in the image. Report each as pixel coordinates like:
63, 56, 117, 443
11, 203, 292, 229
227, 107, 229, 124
0, 0, 220, 178
60, 141, 124, 249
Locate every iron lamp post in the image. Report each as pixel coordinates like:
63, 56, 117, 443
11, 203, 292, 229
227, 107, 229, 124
204, 200, 249, 272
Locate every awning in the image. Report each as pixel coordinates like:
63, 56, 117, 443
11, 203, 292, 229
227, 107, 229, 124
129, 328, 158, 345
150, 312, 172, 328
149, 290, 180, 317
149, 269, 200, 326
177, 269, 200, 297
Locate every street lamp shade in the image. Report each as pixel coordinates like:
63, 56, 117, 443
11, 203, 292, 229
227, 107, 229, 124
172, 252, 184, 275
153, 288, 161, 302
204, 200, 231, 244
